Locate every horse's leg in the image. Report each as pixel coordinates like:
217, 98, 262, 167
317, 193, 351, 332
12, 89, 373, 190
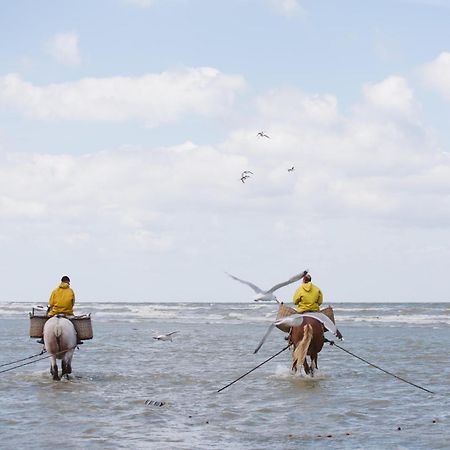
62, 358, 68, 376
62, 355, 73, 378
308, 353, 317, 377
303, 359, 311, 375
313, 353, 318, 370
50, 356, 59, 381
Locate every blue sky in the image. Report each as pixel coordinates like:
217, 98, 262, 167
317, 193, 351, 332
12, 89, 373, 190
1, 0, 450, 303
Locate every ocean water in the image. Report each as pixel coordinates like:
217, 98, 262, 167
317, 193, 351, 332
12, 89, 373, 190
0, 301, 449, 450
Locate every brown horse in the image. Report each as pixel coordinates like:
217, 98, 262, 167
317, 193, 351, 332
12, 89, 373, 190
289, 316, 325, 376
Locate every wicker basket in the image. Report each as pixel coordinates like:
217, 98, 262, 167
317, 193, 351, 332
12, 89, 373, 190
29, 315, 48, 338
275, 303, 297, 332
71, 315, 93, 340
275, 303, 336, 333
320, 305, 335, 324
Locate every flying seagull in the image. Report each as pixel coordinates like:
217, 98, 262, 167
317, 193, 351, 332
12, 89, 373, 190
257, 131, 270, 139
240, 175, 251, 183
241, 170, 253, 177
254, 312, 343, 354
153, 331, 179, 341
226, 270, 308, 303
288, 166, 295, 172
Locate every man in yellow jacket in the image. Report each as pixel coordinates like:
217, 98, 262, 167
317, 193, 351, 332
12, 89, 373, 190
37, 276, 76, 344
48, 275, 75, 317
293, 274, 323, 312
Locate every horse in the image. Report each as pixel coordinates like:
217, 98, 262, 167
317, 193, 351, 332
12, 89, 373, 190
289, 316, 325, 376
43, 315, 77, 380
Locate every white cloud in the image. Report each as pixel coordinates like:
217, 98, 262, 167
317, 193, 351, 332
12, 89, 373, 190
1, 74, 448, 251
267, 0, 304, 17
421, 52, 450, 99
0, 68, 245, 126
255, 88, 339, 126
46, 32, 82, 66
362, 76, 416, 116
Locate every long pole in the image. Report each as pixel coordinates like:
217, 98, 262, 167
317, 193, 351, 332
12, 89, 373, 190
217, 345, 290, 393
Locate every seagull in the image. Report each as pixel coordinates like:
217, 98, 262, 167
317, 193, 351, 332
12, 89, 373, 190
257, 131, 270, 139
288, 166, 295, 172
153, 331, 179, 341
254, 312, 343, 354
241, 170, 254, 177
226, 270, 308, 303
240, 174, 251, 183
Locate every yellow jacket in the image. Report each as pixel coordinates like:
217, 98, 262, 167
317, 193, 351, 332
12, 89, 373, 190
293, 282, 323, 312
48, 282, 75, 317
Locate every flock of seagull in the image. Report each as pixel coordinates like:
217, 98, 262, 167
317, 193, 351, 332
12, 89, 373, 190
240, 131, 295, 183
153, 131, 297, 344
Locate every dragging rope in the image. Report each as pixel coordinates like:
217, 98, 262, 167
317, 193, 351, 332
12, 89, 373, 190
0, 345, 79, 375
328, 341, 434, 394
217, 345, 290, 393
0, 350, 46, 368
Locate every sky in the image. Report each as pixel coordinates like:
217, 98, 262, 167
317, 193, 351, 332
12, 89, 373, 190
1, 0, 450, 303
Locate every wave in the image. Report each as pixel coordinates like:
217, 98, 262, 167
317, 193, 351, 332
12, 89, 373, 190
0, 301, 448, 325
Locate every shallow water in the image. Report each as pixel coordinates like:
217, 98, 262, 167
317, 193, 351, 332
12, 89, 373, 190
1, 302, 449, 449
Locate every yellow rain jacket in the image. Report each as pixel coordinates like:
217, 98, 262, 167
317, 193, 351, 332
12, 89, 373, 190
293, 282, 323, 312
48, 282, 75, 317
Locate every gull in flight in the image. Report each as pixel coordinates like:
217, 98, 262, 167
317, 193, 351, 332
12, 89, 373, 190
153, 331, 179, 341
240, 171, 253, 183
226, 270, 308, 302
288, 166, 295, 172
257, 131, 270, 139
254, 312, 343, 354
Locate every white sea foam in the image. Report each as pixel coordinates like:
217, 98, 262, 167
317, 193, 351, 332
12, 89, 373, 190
338, 314, 450, 325
0, 301, 448, 326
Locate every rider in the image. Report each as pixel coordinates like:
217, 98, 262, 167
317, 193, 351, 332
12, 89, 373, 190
48, 275, 75, 317
292, 273, 323, 312
37, 276, 80, 344
292, 274, 343, 340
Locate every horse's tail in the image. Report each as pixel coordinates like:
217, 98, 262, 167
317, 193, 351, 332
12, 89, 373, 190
54, 318, 63, 338
292, 323, 313, 372
53, 317, 63, 353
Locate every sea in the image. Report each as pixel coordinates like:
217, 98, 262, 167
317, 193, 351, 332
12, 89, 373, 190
0, 301, 449, 450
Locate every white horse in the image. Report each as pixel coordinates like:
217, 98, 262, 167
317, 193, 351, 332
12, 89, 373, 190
43, 315, 77, 380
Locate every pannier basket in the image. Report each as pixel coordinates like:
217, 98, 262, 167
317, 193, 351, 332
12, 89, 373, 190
29, 313, 48, 338
275, 303, 336, 333
71, 315, 93, 340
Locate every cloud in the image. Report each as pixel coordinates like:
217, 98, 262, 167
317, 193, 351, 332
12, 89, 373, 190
1, 71, 449, 269
362, 76, 416, 117
267, 0, 304, 17
255, 88, 339, 126
1, 78, 448, 245
0, 68, 245, 126
421, 52, 450, 99
45, 32, 82, 66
